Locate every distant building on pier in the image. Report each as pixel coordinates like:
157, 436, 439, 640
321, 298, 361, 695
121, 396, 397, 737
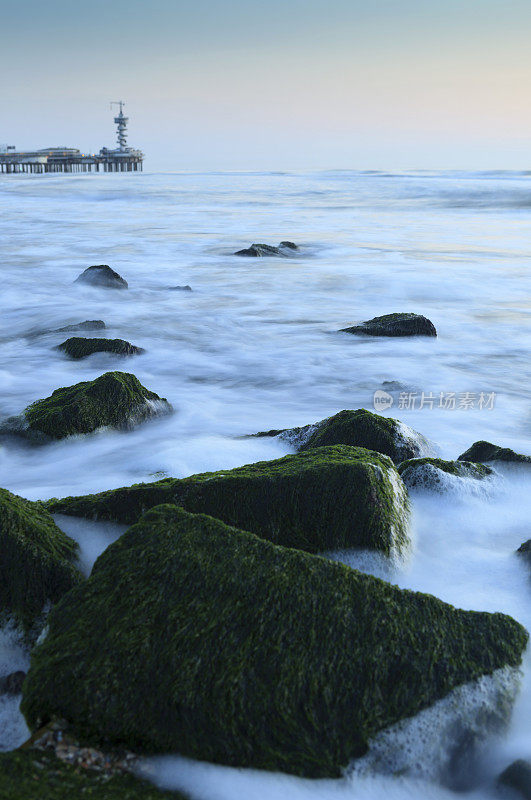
0, 103, 143, 174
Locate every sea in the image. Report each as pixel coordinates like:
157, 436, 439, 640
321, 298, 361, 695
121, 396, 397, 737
0, 169, 530, 800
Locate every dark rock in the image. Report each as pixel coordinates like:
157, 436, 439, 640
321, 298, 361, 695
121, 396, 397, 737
234, 242, 299, 257
0, 671, 26, 695
0, 487, 82, 637
498, 759, 531, 799
398, 458, 493, 492
21, 504, 528, 778
47, 445, 410, 556
458, 441, 531, 465
74, 265, 128, 290
517, 540, 531, 568
167, 285, 192, 291
57, 338, 144, 360
3, 372, 172, 441
54, 320, 106, 333
279, 240, 298, 249
340, 313, 437, 338
255, 409, 433, 465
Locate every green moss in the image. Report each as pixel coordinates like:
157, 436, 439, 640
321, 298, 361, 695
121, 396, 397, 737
0, 487, 82, 635
57, 338, 144, 360
264, 408, 432, 464
21, 505, 528, 778
340, 313, 437, 337
458, 440, 531, 465
398, 457, 492, 490
22, 372, 171, 440
0, 750, 187, 799
47, 445, 410, 556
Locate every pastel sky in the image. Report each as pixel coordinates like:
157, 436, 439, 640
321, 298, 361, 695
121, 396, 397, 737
1, 0, 531, 170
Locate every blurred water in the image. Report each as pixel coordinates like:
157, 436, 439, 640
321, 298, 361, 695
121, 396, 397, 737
0, 170, 530, 797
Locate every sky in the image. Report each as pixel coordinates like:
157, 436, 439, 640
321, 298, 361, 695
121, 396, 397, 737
1, 0, 531, 170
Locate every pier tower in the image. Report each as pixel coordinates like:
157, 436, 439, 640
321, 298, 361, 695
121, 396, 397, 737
111, 101, 128, 151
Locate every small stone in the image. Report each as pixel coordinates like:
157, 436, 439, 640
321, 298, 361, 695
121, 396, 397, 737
75, 265, 128, 290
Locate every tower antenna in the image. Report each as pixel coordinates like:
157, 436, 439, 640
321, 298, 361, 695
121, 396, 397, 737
110, 101, 128, 151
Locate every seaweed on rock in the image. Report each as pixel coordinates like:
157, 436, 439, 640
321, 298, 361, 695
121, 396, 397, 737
458, 440, 531, 465
21, 505, 529, 778
57, 337, 144, 360
47, 445, 410, 556
398, 458, 492, 492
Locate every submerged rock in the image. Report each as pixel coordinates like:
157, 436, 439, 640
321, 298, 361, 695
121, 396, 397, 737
0, 749, 185, 799
340, 313, 437, 337
53, 320, 106, 333
458, 440, 531, 465
57, 337, 144, 360
398, 458, 493, 492
167, 285, 192, 291
517, 540, 531, 568
256, 409, 433, 464
234, 241, 299, 257
21, 504, 529, 778
74, 265, 128, 290
0, 487, 82, 637
2, 372, 171, 441
498, 759, 531, 800
47, 445, 410, 556
0, 671, 26, 695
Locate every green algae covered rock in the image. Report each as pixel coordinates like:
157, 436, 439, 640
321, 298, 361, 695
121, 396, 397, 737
0, 749, 186, 800
57, 337, 144, 360
47, 445, 410, 556
9, 372, 171, 441
458, 440, 531, 465
398, 457, 493, 492
21, 505, 529, 778
340, 313, 437, 337
257, 409, 433, 464
0, 488, 82, 635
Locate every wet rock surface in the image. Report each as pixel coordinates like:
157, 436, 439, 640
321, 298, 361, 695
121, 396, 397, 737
75, 265, 128, 290
57, 337, 144, 359
340, 313, 437, 337
458, 440, 531, 465
234, 241, 299, 256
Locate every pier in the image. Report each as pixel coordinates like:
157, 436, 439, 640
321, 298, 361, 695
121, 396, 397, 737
0, 102, 143, 174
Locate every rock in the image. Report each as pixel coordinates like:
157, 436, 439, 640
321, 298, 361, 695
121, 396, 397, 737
255, 409, 433, 464
74, 265, 128, 290
57, 337, 144, 360
0, 671, 26, 695
398, 458, 493, 492
53, 320, 106, 333
458, 440, 531, 465
2, 372, 171, 441
234, 242, 299, 257
0, 487, 82, 637
167, 285, 192, 291
0, 749, 186, 799
340, 313, 437, 337
498, 759, 531, 799
47, 445, 410, 556
21, 504, 529, 778
517, 540, 531, 568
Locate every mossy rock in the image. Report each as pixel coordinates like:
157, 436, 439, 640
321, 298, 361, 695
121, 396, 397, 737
75, 265, 128, 289
458, 440, 531, 465
397, 458, 492, 492
0, 487, 82, 636
21, 505, 528, 778
0, 749, 187, 800
9, 372, 171, 441
57, 338, 144, 360
340, 313, 437, 337
46, 445, 410, 556
256, 409, 433, 464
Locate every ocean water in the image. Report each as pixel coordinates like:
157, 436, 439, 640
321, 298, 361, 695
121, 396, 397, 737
0, 170, 530, 798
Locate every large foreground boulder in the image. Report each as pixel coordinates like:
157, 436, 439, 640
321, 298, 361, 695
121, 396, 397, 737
398, 458, 492, 492
498, 759, 531, 799
340, 313, 437, 337
458, 440, 531, 465
0, 488, 82, 636
0, 749, 185, 800
256, 409, 433, 464
75, 265, 128, 290
21, 505, 528, 778
3, 372, 171, 441
57, 337, 144, 360
47, 445, 410, 556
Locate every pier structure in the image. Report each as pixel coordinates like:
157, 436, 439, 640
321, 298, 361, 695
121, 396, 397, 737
0, 103, 143, 174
